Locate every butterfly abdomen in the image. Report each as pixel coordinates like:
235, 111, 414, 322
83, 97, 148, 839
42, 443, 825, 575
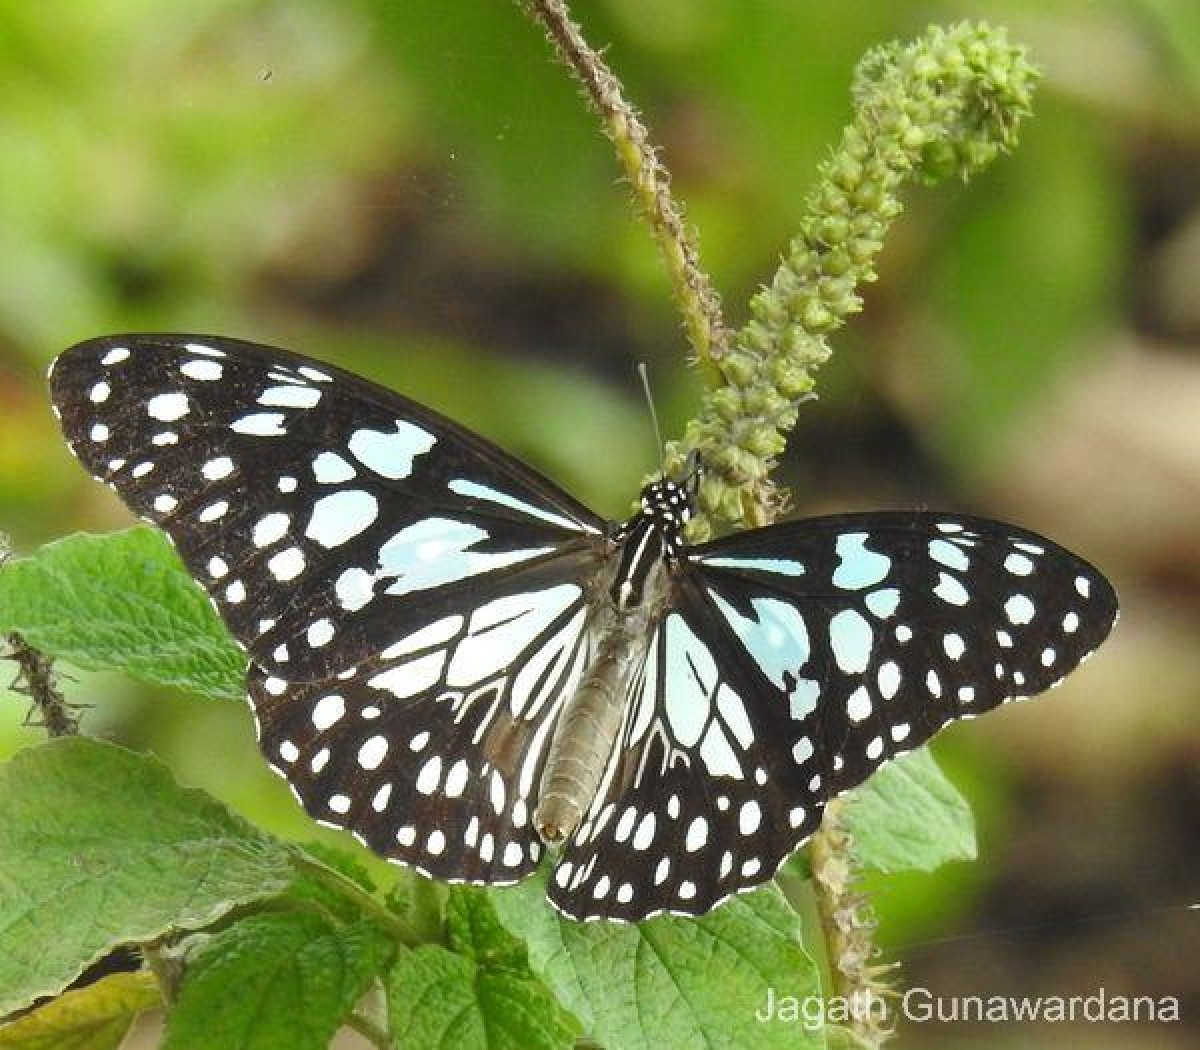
536, 593, 656, 843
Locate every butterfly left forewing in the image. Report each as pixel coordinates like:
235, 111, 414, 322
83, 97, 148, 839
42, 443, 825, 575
49, 334, 605, 680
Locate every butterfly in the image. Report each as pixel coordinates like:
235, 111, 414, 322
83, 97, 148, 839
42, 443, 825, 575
49, 334, 1118, 921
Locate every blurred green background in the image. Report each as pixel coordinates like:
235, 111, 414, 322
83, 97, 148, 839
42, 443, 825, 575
1, 1, 1197, 1046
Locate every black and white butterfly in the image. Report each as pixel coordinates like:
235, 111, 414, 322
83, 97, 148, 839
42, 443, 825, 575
49, 334, 1117, 922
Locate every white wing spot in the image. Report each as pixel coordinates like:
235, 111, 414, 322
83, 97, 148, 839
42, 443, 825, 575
1075, 576, 1091, 598
310, 748, 330, 773
259, 385, 320, 408
307, 618, 334, 648
307, 490, 379, 548
224, 580, 246, 603
866, 736, 885, 760
793, 737, 814, 765
100, 347, 130, 365
943, 633, 966, 660
230, 412, 286, 436
397, 826, 416, 847
253, 512, 290, 548
1041, 647, 1056, 667
278, 740, 299, 764
335, 567, 376, 612
632, 812, 656, 851
427, 830, 446, 855
1005, 552, 1034, 576
202, 456, 235, 481
996, 629, 1014, 648
372, 783, 392, 811
207, 556, 228, 579
1063, 612, 1080, 633
444, 760, 469, 798
264, 676, 287, 696
891, 723, 911, 743
926, 669, 942, 697
878, 660, 901, 700
312, 451, 356, 483
148, 392, 189, 421
89, 423, 109, 442
152, 431, 178, 446
846, 687, 872, 723
654, 858, 670, 885
1005, 594, 1035, 625
181, 360, 223, 381
959, 686, 975, 703
415, 756, 442, 795
153, 494, 177, 514
739, 799, 762, 835
409, 731, 430, 752
328, 794, 351, 814
929, 539, 969, 571
311, 694, 345, 731
358, 736, 388, 770
934, 573, 969, 606
90, 381, 111, 403
268, 547, 305, 581
278, 476, 297, 493
678, 881, 697, 900
895, 624, 912, 643
685, 816, 708, 852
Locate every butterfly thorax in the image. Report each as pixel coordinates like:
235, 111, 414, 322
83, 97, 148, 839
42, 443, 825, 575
534, 479, 690, 843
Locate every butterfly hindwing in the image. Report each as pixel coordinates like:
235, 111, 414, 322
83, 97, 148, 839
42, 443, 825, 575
547, 595, 826, 921
250, 576, 593, 883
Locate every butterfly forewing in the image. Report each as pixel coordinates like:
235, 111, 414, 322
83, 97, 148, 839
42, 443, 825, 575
49, 335, 605, 679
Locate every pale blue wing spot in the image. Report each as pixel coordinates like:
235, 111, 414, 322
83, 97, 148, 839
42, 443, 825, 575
700, 555, 806, 576
928, 538, 969, 572
708, 589, 810, 690
377, 517, 555, 597
448, 478, 597, 534
865, 587, 900, 618
663, 614, 716, 747
348, 421, 436, 479
832, 532, 891, 590
305, 490, 379, 547
829, 608, 874, 674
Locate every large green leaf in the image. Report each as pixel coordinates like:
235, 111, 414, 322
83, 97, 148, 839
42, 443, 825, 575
0, 971, 160, 1050
0, 737, 292, 1016
388, 888, 579, 1050
842, 748, 976, 873
0, 527, 243, 701
490, 879, 824, 1050
163, 911, 393, 1050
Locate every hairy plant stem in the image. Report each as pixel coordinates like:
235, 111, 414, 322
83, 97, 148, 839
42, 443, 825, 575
520, 12, 1038, 1048
521, 0, 728, 366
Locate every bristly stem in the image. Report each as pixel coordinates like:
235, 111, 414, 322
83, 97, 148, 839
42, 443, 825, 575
521, 0, 729, 366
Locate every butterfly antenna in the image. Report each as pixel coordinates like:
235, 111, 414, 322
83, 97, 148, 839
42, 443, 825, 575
637, 362, 667, 476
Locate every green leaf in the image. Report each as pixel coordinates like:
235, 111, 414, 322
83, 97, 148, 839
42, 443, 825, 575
0, 737, 293, 1016
490, 879, 824, 1050
164, 911, 393, 1050
0, 971, 160, 1050
388, 888, 579, 1050
842, 748, 976, 873
0, 528, 244, 701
